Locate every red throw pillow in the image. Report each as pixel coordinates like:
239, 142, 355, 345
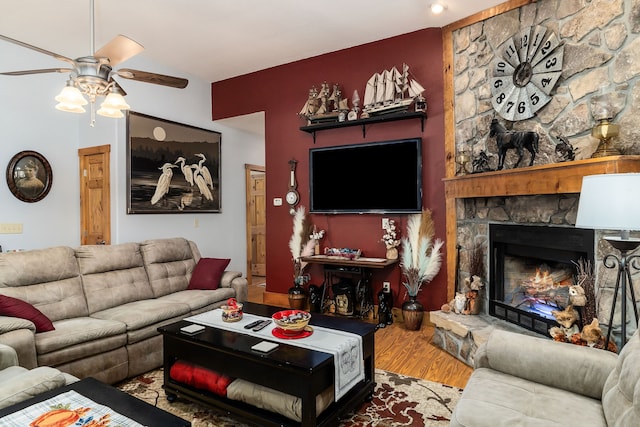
188, 258, 231, 290
0, 295, 55, 332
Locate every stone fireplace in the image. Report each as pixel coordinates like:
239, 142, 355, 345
489, 223, 594, 335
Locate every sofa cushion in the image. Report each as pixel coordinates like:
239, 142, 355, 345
34, 317, 127, 358
75, 243, 154, 314
0, 295, 54, 332
188, 258, 230, 290
156, 287, 236, 313
452, 368, 607, 427
90, 299, 190, 344
0, 247, 88, 321
140, 238, 197, 297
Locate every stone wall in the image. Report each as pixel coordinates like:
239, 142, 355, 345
443, 0, 640, 354
454, 0, 640, 167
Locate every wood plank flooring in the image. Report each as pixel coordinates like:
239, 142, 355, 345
247, 281, 472, 389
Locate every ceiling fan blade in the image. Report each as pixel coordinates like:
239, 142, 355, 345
117, 69, 189, 89
95, 35, 144, 66
0, 34, 75, 65
0, 68, 73, 76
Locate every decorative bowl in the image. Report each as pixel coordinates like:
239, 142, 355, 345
221, 303, 243, 322
272, 310, 311, 335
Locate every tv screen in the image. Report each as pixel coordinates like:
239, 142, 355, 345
309, 138, 423, 214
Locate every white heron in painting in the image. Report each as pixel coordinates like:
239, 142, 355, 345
174, 157, 194, 186
195, 153, 214, 189
150, 163, 177, 205
193, 168, 213, 201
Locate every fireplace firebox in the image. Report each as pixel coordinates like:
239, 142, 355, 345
489, 224, 594, 335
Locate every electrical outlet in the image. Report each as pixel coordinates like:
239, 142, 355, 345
0, 223, 23, 234
273, 198, 283, 206
382, 218, 389, 229
383, 281, 390, 292
194, 218, 199, 228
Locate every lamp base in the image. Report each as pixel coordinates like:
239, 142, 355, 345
591, 139, 621, 158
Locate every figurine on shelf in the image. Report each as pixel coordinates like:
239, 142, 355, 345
348, 90, 360, 121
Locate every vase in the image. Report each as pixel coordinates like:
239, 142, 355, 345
385, 247, 398, 260
288, 283, 307, 310
402, 296, 424, 331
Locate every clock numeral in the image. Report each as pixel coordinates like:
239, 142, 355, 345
518, 101, 526, 114
520, 34, 528, 49
540, 40, 552, 56
545, 58, 557, 69
496, 93, 506, 104
505, 45, 516, 59
530, 92, 540, 105
506, 101, 515, 113
494, 79, 503, 88
496, 62, 506, 74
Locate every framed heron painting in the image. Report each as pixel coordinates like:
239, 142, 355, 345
126, 111, 221, 214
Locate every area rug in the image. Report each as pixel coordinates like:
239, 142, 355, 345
117, 368, 462, 426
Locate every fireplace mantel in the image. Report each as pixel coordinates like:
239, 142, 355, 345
443, 155, 640, 300
444, 155, 640, 199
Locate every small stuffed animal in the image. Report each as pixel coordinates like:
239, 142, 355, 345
580, 318, 602, 347
549, 305, 580, 340
569, 284, 586, 307
453, 292, 467, 314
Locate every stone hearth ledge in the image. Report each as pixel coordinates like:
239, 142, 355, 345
429, 311, 541, 366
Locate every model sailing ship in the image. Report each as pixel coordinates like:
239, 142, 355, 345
299, 82, 349, 124
362, 63, 425, 117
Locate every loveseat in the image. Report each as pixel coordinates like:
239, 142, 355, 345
451, 328, 640, 426
0, 237, 247, 385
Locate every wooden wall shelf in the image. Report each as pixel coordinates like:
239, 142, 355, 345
300, 111, 426, 143
443, 155, 640, 199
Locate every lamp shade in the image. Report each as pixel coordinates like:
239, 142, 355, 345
575, 173, 640, 231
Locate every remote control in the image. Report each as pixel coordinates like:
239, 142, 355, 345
244, 320, 263, 329
252, 320, 271, 332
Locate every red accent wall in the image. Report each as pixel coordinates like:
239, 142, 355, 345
212, 28, 447, 310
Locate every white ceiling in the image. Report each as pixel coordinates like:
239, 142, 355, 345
1, 0, 505, 83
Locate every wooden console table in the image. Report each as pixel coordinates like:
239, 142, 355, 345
300, 256, 398, 318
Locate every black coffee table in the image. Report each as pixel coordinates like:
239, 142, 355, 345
0, 377, 190, 426
158, 302, 376, 427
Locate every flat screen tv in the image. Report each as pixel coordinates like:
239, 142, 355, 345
309, 138, 423, 214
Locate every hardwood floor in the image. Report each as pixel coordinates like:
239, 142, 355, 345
247, 280, 473, 389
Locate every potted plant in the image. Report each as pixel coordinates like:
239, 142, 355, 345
400, 209, 443, 330
288, 206, 315, 309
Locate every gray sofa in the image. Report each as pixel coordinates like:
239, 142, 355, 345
0, 237, 247, 385
451, 328, 640, 426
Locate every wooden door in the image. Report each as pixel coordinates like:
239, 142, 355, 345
245, 164, 266, 283
78, 145, 111, 245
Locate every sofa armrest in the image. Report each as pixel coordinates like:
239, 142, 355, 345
220, 271, 248, 302
0, 315, 36, 335
0, 343, 18, 370
477, 329, 618, 399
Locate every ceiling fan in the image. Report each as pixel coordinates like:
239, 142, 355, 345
0, 0, 188, 126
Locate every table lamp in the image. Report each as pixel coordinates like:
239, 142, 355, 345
575, 173, 640, 349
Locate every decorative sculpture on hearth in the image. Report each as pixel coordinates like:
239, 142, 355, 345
489, 118, 539, 170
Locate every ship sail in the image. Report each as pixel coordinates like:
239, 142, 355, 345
363, 74, 377, 109
375, 71, 386, 106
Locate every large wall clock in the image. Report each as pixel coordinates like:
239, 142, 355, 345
490, 25, 564, 121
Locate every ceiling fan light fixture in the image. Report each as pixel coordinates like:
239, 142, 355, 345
55, 102, 86, 114
96, 106, 124, 118
54, 82, 88, 106
100, 90, 130, 111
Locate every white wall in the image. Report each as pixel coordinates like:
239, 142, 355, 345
0, 39, 265, 275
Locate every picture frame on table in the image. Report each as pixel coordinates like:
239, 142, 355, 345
127, 111, 222, 214
6, 150, 53, 203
